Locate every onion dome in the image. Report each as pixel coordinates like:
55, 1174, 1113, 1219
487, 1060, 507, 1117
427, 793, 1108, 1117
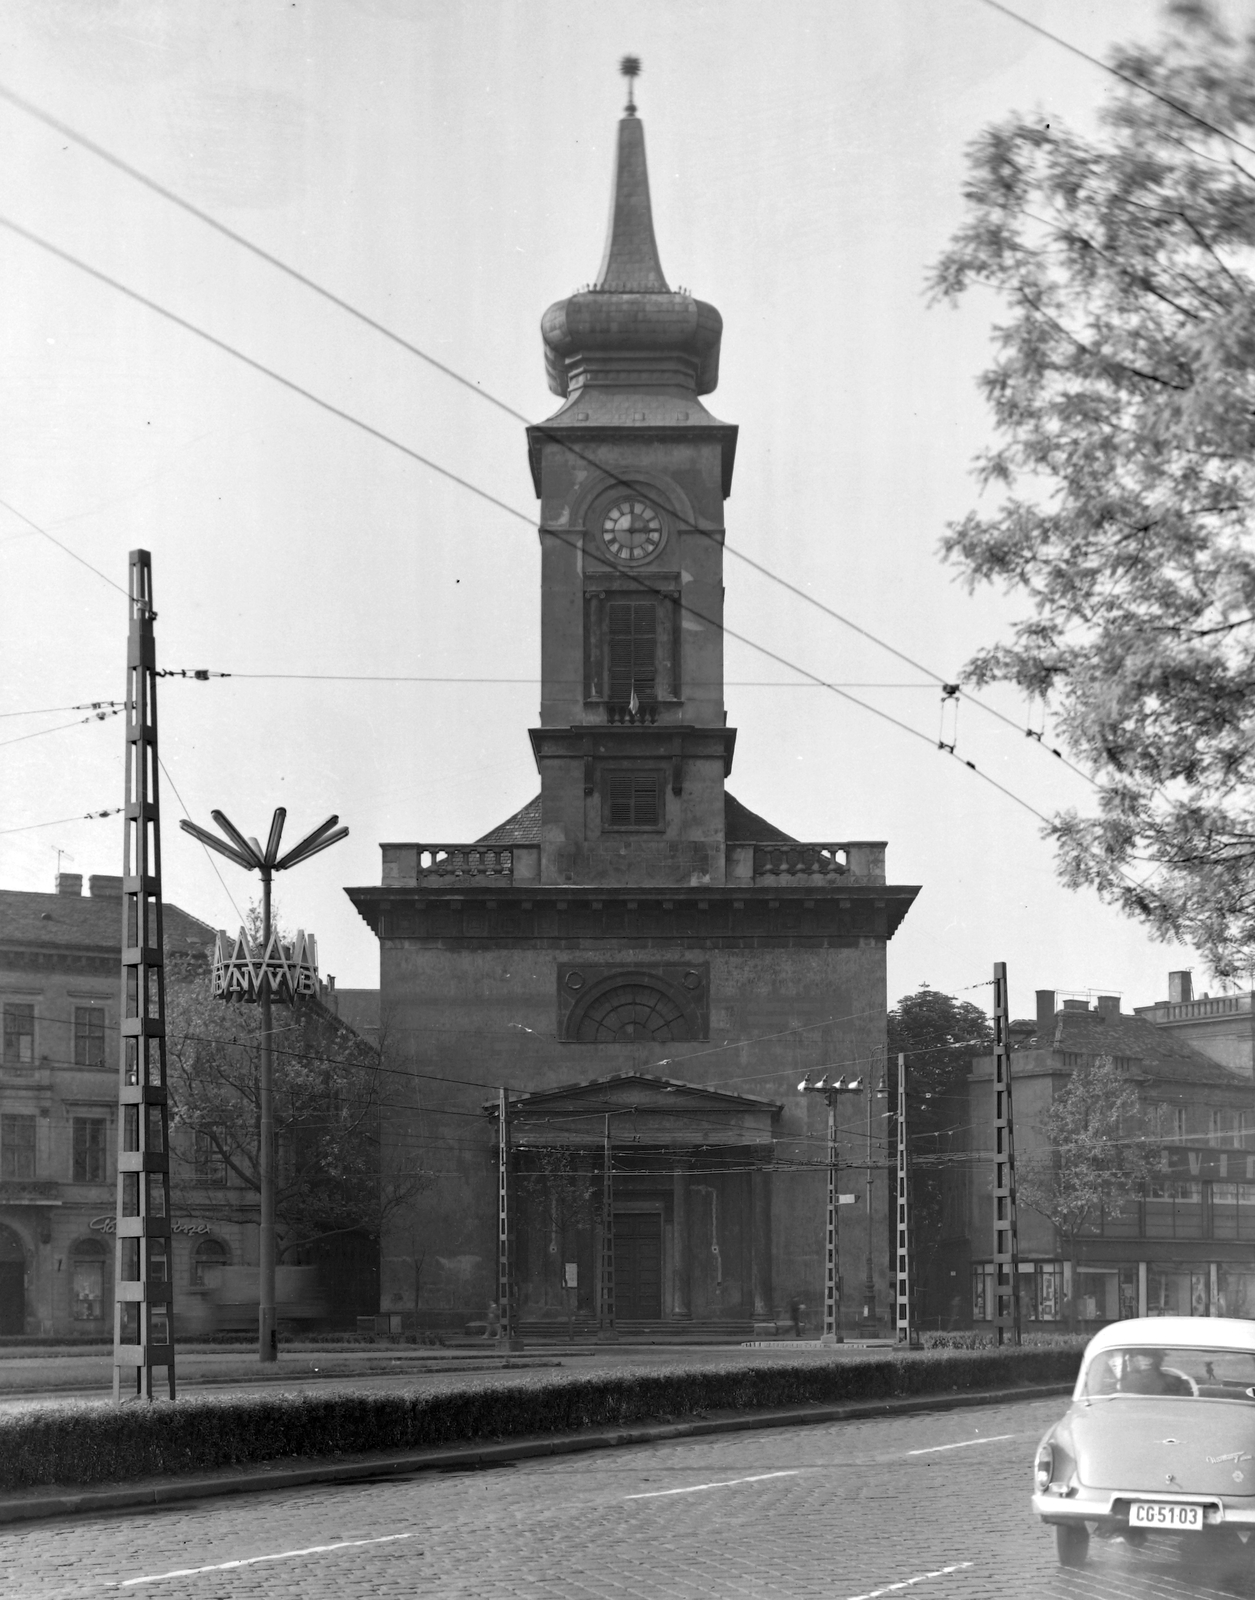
541, 110, 722, 399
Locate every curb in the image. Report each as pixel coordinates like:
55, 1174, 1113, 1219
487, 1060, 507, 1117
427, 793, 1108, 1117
0, 1380, 1072, 1526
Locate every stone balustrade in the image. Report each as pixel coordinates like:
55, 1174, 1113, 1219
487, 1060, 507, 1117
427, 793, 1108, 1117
380, 839, 886, 888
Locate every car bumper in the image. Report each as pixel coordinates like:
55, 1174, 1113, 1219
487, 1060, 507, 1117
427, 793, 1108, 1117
1033, 1490, 1255, 1529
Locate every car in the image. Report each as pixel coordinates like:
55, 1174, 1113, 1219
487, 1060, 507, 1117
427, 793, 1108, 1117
1034, 1316, 1255, 1572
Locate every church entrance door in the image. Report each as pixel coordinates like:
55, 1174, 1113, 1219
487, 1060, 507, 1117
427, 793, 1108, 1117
614, 1212, 662, 1320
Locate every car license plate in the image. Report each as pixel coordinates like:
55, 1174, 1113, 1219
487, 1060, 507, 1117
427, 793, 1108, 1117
1129, 1501, 1205, 1531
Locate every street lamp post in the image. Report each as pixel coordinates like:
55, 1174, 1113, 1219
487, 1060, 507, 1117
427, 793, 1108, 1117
179, 807, 347, 1363
799, 1073, 864, 1344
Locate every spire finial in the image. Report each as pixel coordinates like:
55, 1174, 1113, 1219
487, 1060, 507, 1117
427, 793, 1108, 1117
619, 55, 641, 116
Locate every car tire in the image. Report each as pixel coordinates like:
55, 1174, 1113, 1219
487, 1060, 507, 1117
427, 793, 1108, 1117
1056, 1525, 1089, 1568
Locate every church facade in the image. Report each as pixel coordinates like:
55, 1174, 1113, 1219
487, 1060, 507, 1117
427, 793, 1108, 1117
348, 99, 918, 1338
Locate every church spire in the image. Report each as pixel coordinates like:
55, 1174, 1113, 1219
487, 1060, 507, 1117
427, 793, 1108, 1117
593, 59, 669, 294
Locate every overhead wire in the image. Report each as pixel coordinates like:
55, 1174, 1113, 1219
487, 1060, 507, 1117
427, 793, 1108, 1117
0, 705, 122, 751
0, 807, 122, 836
0, 84, 1096, 788
0, 211, 1061, 833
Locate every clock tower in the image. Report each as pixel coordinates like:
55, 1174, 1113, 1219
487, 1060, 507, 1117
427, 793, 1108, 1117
527, 95, 737, 888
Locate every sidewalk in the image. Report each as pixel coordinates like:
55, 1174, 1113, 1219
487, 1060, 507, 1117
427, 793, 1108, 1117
0, 1338, 902, 1405
0, 1378, 1072, 1526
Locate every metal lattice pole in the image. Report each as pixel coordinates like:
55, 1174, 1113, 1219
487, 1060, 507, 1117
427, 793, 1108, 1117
112, 551, 175, 1403
600, 1116, 615, 1334
895, 1052, 918, 1348
498, 1087, 516, 1346
992, 961, 1021, 1346
824, 1097, 840, 1342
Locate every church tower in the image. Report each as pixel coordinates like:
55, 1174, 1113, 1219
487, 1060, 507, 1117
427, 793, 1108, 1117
351, 73, 918, 1342
527, 87, 737, 887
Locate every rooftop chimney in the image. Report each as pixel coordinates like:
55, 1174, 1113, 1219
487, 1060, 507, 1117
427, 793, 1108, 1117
1169, 970, 1193, 1004
88, 875, 123, 898
1096, 995, 1120, 1020
1062, 999, 1090, 1011
55, 872, 82, 896
1036, 989, 1056, 1037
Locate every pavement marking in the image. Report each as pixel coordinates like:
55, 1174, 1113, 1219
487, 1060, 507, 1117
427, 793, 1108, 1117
117, 1532, 418, 1587
906, 1433, 1016, 1455
625, 1469, 800, 1499
844, 1561, 974, 1600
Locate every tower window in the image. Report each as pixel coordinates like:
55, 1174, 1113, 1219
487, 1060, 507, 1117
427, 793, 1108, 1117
602, 771, 664, 831
607, 601, 657, 703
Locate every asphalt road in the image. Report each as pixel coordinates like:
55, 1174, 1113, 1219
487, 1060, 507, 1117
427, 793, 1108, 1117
6, 1396, 1252, 1599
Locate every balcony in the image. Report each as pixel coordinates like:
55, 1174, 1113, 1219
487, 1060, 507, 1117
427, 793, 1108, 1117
605, 700, 658, 726
382, 844, 533, 886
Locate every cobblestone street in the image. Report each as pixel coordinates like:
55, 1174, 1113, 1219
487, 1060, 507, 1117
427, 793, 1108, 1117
3, 1396, 1252, 1600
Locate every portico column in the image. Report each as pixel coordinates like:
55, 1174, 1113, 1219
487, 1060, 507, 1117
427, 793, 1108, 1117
672, 1163, 691, 1318
751, 1157, 773, 1323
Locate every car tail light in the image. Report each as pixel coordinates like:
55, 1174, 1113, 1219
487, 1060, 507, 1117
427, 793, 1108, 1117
1034, 1443, 1054, 1492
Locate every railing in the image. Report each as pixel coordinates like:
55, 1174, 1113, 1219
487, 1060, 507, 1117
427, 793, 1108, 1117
606, 700, 658, 725
417, 846, 513, 879
754, 844, 848, 879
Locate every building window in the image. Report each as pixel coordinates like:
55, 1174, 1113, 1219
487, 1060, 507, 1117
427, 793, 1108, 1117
73, 1008, 107, 1068
193, 1128, 227, 1186
190, 1237, 230, 1289
1157, 1102, 1186, 1142
2, 1005, 34, 1066
602, 771, 664, 831
70, 1238, 106, 1321
0, 1115, 36, 1179
1211, 1109, 1252, 1148
72, 1118, 106, 1183
607, 600, 657, 705
1146, 1180, 1204, 1240
568, 980, 698, 1043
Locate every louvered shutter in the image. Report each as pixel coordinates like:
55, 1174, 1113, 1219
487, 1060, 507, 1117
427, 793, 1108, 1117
606, 773, 635, 827
607, 601, 657, 701
604, 772, 661, 828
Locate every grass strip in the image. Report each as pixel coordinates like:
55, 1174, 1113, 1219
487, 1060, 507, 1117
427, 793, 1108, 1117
0, 1345, 1079, 1490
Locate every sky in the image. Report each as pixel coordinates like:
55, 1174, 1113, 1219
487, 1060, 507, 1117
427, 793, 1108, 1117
0, 0, 1243, 1019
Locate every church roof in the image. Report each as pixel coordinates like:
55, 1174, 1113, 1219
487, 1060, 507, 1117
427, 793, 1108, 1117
475, 792, 795, 848
539, 104, 723, 401
476, 795, 541, 845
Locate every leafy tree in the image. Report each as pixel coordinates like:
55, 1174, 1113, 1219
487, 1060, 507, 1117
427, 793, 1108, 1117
931, 2, 1255, 977
164, 936, 428, 1258
887, 986, 994, 1302
1018, 1055, 1157, 1327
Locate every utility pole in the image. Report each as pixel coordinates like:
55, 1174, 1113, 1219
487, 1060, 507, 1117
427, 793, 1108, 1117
895, 1052, 920, 1349
112, 550, 175, 1404
800, 1073, 863, 1344
862, 1057, 878, 1330
992, 961, 1021, 1346
600, 1115, 615, 1336
496, 1087, 522, 1351
179, 808, 347, 1362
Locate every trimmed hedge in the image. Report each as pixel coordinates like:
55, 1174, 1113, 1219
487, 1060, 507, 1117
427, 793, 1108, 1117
0, 1345, 1080, 1492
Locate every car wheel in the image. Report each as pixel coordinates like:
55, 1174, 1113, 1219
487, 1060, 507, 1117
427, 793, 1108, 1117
1056, 1524, 1090, 1569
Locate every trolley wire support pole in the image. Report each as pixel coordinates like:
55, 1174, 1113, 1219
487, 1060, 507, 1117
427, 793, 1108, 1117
800, 1073, 863, 1346
112, 550, 175, 1404
895, 1053, 920, 1349
496, 1087, 523, 1352
992, 961, 1021, 1347
600, 1115, 615, 1337
178, 807, 347, 1363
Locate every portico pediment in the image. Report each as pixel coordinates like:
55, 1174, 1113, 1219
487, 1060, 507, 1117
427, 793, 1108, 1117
491, 1071, 780, 1147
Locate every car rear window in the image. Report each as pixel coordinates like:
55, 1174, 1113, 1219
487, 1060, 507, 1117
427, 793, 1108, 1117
1082, 1346, 1255, 1401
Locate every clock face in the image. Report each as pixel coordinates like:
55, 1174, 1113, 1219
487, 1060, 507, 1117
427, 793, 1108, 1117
601, 499, 664, 562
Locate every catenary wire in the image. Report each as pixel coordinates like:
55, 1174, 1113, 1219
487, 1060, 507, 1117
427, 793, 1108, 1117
973, 0, 1255, 163
0, 807, 122, 836
0, 83, 1095, 785
0, 210, 1062, 832
0, 706, 121, 750
0, 491, 131, 599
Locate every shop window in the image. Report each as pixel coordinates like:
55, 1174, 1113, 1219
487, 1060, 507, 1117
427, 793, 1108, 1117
2, 1004, 33, 1066
73, 1007, 107, 1068
1212, 1182, 1255, 1240
70, 1238, 106, 1322
71, 1117, 106, 1183
190, 1238, 229, 1289
193, 1128, 227, 1186
1146, 1180, 1204, 1240
0, 1114, 35, 1179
